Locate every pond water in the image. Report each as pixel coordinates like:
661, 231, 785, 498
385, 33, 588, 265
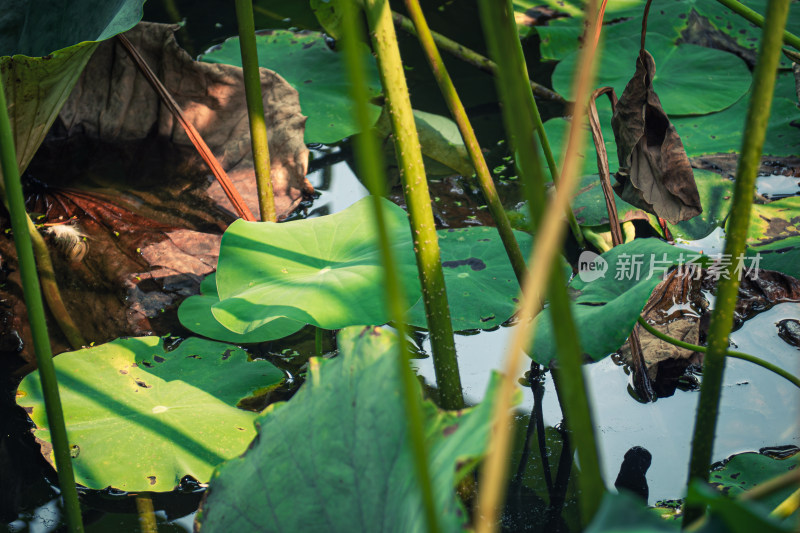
413, 301, 800, 504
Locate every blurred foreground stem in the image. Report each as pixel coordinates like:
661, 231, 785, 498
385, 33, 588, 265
475, 0, 604, 529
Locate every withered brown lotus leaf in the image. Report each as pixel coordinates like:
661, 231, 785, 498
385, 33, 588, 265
611, 50, 702, 224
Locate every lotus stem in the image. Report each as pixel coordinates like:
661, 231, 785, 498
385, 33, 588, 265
234, 0, 277, 222
315, 326, 323, 357
341, 2, 441, 531
390, 10, 566, 103
364, 0, 464, 411
403, 0, 527, 285
713, 0, 800, 51
636, 317, 800, 389
135, 495, 158, 533
0, 77, 84, 532
684, 0, 791, 524
475, 0, 604, 529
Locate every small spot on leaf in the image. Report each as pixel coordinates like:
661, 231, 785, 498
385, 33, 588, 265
148, 476, 157, 485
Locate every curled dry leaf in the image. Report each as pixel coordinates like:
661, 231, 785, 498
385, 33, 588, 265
611, 50, 702, 224
58, 22, 312, 220
622, 265, 800, 397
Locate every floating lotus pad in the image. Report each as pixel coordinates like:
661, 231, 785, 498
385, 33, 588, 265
744, 196, 800, 247
197, 326, 503, 531
536, 0, 800, 64
709, 450, 800, 512
200, 29, 382, 144
178, 273, 305, 344
532, 239, 700, 364
213, 196, 420, 332
553, 33, 750, 116
748, 236, 800, 279
16, 336, 284, 492
405, 227, 537, 331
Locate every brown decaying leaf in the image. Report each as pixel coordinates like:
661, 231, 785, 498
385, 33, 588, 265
611, 50, 702, 224
621, 266, 800, 396
58, 22, 312, 220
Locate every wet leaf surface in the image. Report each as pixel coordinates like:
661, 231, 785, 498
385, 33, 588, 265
611, 50, 702, 224
710, 449, 800, 513
197, 326, 503, 532
16, 336, 284, 492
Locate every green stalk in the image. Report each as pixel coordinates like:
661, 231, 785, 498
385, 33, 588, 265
315, 327, 323, 357
684, 0, 790, 523
403, 0, 527, 284
713, 0, 800, 51
0, 78, 84, 532
341, 2, 440, 531
364, 0, 463, 410
234, 0, 277, 222
636, 317, 800, 389
390, 10, 566, 103
475, 0, 603, 529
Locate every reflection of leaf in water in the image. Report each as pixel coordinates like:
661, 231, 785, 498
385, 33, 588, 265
611, 50, 702, 225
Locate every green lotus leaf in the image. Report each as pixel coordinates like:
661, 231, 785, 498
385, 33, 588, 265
197, 326, 503, 532
545, 74, 797, 182
748, 236, 800, 279
200, 29, 381, 144
744, 196, 800, 247
212, 196, 420, 332
669, 170, 734, 240
178, 273, 305, 344
571, 173, 654, 227
553, 33, 750, 116
532, 239, 698, 364
709, 450, 800, 514
687, 481, 790, 533
535, 0, 800, 64
0, 0, 146, 176
673, 73, 800, 157
405, 227, 532, 331
16, 336, 284, 492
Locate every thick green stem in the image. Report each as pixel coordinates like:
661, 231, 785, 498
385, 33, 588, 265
0, 77, 84, 532
475, 0, 603, 529
390, 10, 566, 103
403, 0, 527, 285
636, 317, 800, 389
235, 0, 277, 222
341, 2, 440, 531
684, 0, 790, 524
713, 0, 800, 51
365, 0, 463, 410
